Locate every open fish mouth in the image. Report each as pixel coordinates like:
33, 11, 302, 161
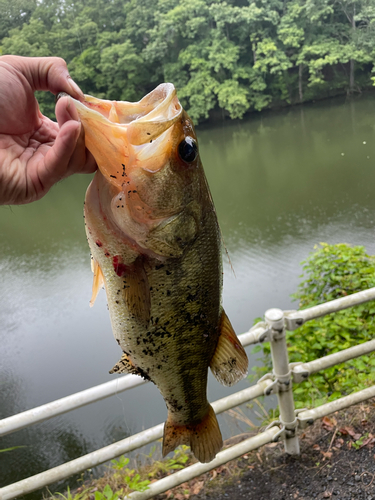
63, 84, 184, 181
76, 83, 183, 145
63, 83, 183, 143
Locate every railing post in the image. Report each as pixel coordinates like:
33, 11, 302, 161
265, 308, 300, 455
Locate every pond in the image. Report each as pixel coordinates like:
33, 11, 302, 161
2, 92, 375, 497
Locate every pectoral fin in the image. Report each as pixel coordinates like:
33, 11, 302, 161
210, 310, 248, 387
110, 352, 151, 381
90, 257, 104, 307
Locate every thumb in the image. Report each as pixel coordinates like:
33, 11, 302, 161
55, 93, 80, 126
39, 120, 82, 191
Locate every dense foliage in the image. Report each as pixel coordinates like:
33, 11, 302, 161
252, 243, 375, 410
2, 0, 375, 121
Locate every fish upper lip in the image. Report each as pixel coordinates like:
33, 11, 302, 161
71, 83, 183, 146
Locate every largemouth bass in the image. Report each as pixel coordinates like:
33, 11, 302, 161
69, 84, 248, 463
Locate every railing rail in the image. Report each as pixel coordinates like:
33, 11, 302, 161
2, 286, 375, 499
0, 375, 146, 438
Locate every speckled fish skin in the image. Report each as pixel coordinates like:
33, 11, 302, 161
72, 84, 248, 463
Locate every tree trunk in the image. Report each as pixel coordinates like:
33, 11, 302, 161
349, 58, 355, 92
349, 5, 356, 93
298, 63, 303, 103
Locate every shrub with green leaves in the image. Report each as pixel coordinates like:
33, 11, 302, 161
252, 243, 375, 409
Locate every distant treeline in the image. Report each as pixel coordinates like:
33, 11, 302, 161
1, 0, 375, 123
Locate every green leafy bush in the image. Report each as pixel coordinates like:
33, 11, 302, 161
109, 455, 150, 493
94, 485, 119, 500
252, 243, 375, 409
148, 445, 190, 478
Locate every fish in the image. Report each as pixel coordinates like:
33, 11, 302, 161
69, 83, 248, 463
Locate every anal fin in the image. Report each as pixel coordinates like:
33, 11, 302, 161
210, 309, 248, 387
109, 352, 151, 381
162, 404, 223, 463
90, 257, 104, 307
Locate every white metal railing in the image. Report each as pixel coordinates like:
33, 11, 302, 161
0, 374, 146, 438
1, 286, 375, 500
0, 327, 261, 438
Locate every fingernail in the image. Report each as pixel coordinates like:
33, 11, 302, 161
67, 77, 84, 99
55, 92, 69, 103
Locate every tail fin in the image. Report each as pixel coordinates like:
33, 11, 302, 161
162, 405, 223, 463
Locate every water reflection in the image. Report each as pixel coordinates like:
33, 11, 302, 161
2, 93, 375, 497
199, 94, 375, 241
0, 419, 92, 492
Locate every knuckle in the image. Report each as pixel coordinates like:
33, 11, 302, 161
46, 57, 68, 76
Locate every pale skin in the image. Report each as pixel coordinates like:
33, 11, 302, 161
0, 55, 97, 205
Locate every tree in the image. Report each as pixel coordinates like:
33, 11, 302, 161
2, 0, 375, 122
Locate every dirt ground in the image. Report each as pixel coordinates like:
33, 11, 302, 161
163, 401, 375, 500
70, 401, 375, 500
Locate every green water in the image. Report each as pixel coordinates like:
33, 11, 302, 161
2, 93, 375, 496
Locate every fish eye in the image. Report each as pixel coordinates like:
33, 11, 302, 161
178, 136, 198, 163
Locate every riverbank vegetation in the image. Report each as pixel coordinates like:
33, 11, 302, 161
252, 242, 375, 411
2, 0, 375, 122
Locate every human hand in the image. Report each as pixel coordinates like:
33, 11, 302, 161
0, 55, 96, 205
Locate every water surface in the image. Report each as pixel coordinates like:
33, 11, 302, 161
2, 93, 375, 496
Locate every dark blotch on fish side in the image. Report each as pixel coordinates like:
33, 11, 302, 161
165, 396, 183, 413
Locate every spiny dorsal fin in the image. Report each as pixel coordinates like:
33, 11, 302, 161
90, 257, 104, 307
210, 309, 248, 386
